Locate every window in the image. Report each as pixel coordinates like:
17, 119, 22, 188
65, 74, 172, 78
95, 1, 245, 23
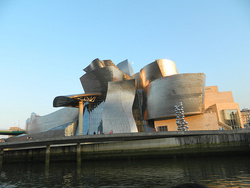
158, 126, 168, 132
222, 109, 241, 129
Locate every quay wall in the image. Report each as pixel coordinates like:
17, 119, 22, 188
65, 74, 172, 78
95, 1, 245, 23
81, 133, 250, 160
1, 130, 250, 163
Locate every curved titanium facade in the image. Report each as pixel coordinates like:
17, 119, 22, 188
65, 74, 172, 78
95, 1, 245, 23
80, 66, 124, 94
132, 72, 140, 86
102, 79, 138, 133
30, 58, 207, 135
26, 107, 78, 134
156, 59, 178, 76
139, 59, 178, 88
117, 59, 135, 76
146, 73, 206, 120
83, 58, 118, 73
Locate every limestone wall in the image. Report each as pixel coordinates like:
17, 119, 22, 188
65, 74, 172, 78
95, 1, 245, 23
155, 112, 219, 131
2, 131, 250, 162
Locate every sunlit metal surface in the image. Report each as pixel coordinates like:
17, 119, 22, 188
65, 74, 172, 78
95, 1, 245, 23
146, 73, 206, 120
139, 59, 178, 88
117, 59, 135, 76
102, 79, 138, 133
80, 66, 124, 94
27, 58, 208, 135
156, 59, 178, 77
83, 58, 118, 73
26, 108, 78, 134
132, 72, 140, 87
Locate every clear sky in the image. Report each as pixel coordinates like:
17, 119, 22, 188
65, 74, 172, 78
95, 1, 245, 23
0, 0, 249, 131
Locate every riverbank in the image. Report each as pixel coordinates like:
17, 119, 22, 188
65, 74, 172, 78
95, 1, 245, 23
1, 130, 250, 163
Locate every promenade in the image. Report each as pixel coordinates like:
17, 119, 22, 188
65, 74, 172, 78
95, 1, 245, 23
1, 130, 250, 163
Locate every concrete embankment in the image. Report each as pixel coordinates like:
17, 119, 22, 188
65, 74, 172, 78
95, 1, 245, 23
1, 130, 250, 163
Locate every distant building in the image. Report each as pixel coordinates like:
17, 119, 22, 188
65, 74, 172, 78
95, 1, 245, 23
25, 58, 243, 138
8, 126, 25, 138
9, 126, 25, 131
241, 108, 250, 127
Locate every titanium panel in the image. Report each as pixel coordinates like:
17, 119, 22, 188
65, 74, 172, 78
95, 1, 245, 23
132, 72, 140, 86
156, 59, 178, 77
139, 59, 178, 88
117, 59, 135, 76
146, 73, 206, 120
84, 58, 118, 73
102, 79, 138, 133
26, 107, 79, 134
83, 58, 104, 72
102, 60, 116, 67
80, 66, 124, 94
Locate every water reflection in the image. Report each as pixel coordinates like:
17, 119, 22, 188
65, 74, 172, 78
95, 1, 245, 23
1, 156, 250, 187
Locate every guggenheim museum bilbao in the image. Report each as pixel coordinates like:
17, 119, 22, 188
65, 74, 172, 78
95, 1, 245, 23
26, 58, 243, 137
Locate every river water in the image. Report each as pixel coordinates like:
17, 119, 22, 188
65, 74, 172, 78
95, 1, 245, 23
1, 156, 250, 187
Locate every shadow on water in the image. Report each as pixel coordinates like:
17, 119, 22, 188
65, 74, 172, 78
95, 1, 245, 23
1, 156, 250, 187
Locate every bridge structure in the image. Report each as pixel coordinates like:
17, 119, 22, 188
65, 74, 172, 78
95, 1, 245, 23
0, 130, 26, 136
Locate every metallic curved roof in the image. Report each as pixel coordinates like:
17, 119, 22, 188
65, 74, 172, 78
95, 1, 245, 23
139, 59, 178, 89
83, 58, 118, 73
116, 59, 134, 76
146, 73, 206, 120
80, 66, 124, 94
53, 93, 102, 107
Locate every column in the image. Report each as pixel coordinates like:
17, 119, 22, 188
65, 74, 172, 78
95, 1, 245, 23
77, 143, 81, 164
78, 100, 84, 135
0, 149, 3, 171
45, 145, 50, 179
45, 145, 50, 165
77, 143, 81, 180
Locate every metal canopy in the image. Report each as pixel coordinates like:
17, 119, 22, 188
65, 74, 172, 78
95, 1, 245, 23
53, 93, 102, 108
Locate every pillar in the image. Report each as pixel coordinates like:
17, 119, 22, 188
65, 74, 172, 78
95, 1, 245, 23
78, 100, 84, 135
77, 143, 81, 180
0, 149, 3, 171
77, 143, 81, 164
0, 149, 3, 156
45, 145, 50, 165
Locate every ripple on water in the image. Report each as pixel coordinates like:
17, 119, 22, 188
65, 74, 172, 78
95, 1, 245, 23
0, 156, 250, 187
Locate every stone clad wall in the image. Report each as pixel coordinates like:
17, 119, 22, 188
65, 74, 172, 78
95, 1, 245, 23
82, 132, 250, 158
2, 131, 250, 162
155, 113, 219, 131
204, 86, 234, 109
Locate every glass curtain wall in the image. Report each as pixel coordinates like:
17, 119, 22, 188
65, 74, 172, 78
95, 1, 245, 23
222, 109, 241, 129
75, 101, 104, 135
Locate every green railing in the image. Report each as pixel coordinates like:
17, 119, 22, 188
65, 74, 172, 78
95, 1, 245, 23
0, 130, 26, 135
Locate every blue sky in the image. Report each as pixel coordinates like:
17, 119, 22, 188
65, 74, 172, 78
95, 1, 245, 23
0, 0, 249, 131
